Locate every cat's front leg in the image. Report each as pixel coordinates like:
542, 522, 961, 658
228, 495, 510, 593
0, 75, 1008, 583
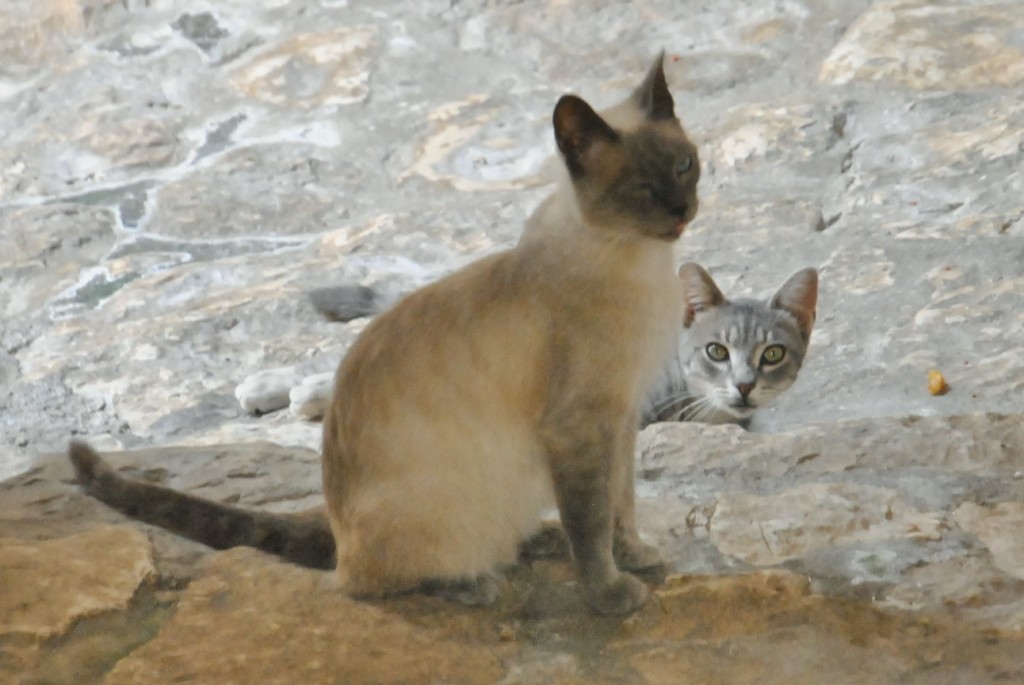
611, 421, 668, 584
544, 410, 650, 616
613, 526, 666, 584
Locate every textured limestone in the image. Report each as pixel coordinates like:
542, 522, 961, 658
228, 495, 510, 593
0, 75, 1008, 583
85, 551, 1024, 685
229, 26, 379, 108
710, 482, 945, 566
397, 94, 551, 192
5, 0, 1023, 462
0, 526, 153, 638
635, 413, 1024, 629
103, 549, 507, 685
2, 416, 1024, 682
0, 205, 117, 321
953, 502, 1024, 581
820, 1, 1024, 89
0, 1, 85, 78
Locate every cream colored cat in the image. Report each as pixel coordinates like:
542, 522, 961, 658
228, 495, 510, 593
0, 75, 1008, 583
70, 54, 700, 616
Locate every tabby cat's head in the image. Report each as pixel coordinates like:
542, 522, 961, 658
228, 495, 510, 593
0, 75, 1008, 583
670, 263, 818, 423
551, 53, 700, 242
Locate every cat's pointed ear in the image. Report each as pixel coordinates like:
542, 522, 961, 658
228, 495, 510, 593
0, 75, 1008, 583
553, 95, 619, 178
770, 268, 818, 342
679, 262, 725, 326
631, 51, 676, 122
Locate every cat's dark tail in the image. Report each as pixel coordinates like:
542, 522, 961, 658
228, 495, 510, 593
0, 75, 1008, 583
308, 285, 381, 323
67, 441, 337, 570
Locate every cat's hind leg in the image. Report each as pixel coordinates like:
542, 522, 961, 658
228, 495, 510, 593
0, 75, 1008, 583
518, 519, 570, 561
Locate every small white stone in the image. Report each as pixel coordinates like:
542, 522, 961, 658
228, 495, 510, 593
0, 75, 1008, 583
289, 372, 335, 420
235, 367, 302, 414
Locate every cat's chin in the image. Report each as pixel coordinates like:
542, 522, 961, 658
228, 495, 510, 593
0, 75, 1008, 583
658, 220, 689, 241
724, 404, 756, 419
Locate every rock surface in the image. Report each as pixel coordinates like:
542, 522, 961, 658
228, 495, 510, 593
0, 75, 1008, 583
2, 0, 1024, 683
0, 526, 153, 639
2, 428, 1024, 684
638, 414, 1024, 632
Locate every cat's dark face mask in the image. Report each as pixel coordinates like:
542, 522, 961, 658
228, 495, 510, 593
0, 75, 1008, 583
551, 53, 700, 243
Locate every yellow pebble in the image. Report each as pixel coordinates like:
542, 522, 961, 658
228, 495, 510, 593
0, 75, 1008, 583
927, 370, 949, 396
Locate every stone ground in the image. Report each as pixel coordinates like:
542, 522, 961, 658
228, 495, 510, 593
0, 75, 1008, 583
2, 0, 1023, 683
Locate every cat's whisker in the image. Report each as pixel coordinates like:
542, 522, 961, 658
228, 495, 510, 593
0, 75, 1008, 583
676, 405, 701, 422
669, 398, 702, 422
649, 387, 699, 416
677, 396, 715, 422
697, 400, 722, 423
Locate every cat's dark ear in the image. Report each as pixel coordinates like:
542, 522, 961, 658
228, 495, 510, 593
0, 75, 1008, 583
553, 95, 619, 178
770, 268, 818, 342
631, 51, 676, 122
679, 262, 725, 326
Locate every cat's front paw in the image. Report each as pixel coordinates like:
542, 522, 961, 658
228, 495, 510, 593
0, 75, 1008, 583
583, 573, 649, 616
614, 537, 668, 585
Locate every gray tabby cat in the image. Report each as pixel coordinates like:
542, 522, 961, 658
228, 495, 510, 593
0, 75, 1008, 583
642, 262, 818, 429
303, 262, 818, 429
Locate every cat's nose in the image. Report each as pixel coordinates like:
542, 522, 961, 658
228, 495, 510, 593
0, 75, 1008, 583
670, 202, 690, 219
736, 382, 755, 398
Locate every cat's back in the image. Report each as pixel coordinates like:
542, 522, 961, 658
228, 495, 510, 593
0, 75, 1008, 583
330, 249, 553, 431
331, 229, 679, 428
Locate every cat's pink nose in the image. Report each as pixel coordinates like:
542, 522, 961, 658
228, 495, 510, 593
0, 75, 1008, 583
736, 382, 755, 398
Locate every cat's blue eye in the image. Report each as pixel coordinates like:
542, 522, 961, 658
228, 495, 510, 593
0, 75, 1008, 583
761, 344, 786, 365
705, 343, 729, 362
675, 156, 693, 176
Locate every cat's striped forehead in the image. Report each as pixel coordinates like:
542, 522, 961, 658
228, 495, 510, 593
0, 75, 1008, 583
717, 312, 772, 346
693, 300, 802, 350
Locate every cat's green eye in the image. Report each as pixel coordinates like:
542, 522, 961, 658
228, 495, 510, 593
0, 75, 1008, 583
675, 156, 694, 176
705, 343, 729, 362
761, 345, 786, 365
